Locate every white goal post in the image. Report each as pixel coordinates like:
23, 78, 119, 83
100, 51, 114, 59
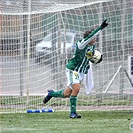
0, 0, 132, 113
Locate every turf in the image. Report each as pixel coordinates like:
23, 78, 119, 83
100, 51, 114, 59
0, 111, 133, 133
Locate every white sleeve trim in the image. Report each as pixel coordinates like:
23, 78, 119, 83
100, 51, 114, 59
77, 30, 101, 49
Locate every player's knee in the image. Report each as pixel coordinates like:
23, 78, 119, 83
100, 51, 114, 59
72, 84, 80, 96
63, 88, 72, 98
73, 89, 80, 95
63, 92, 71, 98
64, 93, 71, 98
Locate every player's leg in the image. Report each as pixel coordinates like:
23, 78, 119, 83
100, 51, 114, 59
43, 68, 73, 104
68, 70, 82, 118
70, 83, 81, 118
43, 87, 72, 104
50, 87, 72, 98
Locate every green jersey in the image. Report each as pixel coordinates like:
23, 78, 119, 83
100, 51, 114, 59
66, 26, 102, 74
66, 43, 95, 74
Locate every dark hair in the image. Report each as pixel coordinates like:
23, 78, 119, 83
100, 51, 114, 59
83, 31, 92, 38
84, 26, 99, 38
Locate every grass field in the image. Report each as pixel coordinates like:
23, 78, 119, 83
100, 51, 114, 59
0, 111, 133, 133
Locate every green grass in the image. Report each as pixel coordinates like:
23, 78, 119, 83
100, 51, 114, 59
0, 111, 133, 133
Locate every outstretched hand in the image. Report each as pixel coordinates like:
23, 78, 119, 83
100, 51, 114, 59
100, 19, 108, 30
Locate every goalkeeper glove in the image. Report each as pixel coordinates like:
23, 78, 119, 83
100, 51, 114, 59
100, 19, 108, 30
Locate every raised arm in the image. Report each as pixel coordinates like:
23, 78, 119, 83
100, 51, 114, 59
78, 19, 108, 49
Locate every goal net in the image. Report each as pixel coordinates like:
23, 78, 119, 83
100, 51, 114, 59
0, 0, 132, 113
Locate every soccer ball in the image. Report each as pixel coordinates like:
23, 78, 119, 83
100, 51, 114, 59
90, 50, 102, 64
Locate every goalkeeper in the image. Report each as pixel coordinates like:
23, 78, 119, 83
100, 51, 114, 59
43, 19, 108, 118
